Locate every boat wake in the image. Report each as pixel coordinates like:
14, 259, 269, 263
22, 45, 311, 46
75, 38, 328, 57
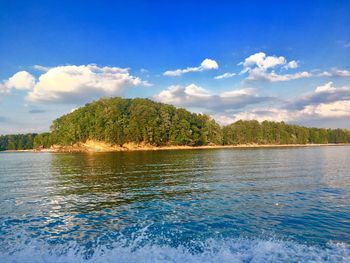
1, 238, 349, 263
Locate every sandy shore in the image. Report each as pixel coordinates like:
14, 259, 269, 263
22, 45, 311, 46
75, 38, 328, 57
3, 140, 350, 153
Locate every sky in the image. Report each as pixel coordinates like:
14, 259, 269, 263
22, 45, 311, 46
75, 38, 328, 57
0, 0, 350, 134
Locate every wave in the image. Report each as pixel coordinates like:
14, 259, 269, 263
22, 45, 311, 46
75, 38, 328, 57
1, 238, 349, 263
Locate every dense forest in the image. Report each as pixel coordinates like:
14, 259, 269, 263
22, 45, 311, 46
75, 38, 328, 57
1, 97, 350, 151
50, 97, 223, 146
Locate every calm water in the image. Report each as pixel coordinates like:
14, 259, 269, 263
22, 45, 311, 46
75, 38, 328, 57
0, 147, 350, 262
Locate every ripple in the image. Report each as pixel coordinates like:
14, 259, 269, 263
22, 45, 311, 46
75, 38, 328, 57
1, 147, 350, 262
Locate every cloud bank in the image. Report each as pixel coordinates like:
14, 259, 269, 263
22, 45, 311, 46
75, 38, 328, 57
219, 82, 350, 125
154, 84, 272, 111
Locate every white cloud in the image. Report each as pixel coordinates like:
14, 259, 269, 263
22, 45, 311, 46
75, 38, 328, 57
234, 52, 349, 82
154, 84, 271, 111
344, 43, 350, 48
283, 60, 298, 70
314, 82, 336, 93
319, 68, 350, 77
218, 108, 294, 125
0, 71, 36, 93
247, 69, 312, 82
240, 52, 311, 82
288, 82, 350, 110
218, 82, 350, 125
163, 59, 218, 77
214, 72, 237, 80
26, 64, 148, 103
231, 100, 350, 124
200, 59, 219, 70
241, 52, 286, 70
154, 84, 211, 106
33, 65, 50, 72
292, 82, 350, 116
7, 71, 36, 90
302, 100, 350, 118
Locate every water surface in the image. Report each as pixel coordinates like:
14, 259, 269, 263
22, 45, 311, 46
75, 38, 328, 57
1, 146, 350, 262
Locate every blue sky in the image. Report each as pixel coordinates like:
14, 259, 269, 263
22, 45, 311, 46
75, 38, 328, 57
0, 0, 350, 134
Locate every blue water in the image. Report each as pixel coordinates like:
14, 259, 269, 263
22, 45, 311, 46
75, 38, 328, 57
0, 147, 350, 262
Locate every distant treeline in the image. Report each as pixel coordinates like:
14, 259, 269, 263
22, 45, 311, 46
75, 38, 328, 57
1, 97, 350, 151
0, 133, 51, 151
0, 134, 36, 151
222, 120, 350, 145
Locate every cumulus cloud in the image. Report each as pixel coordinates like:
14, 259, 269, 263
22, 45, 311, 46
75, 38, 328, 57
24, 65, 148, 103
240, 52, 286, 70
163, 59, 218, 77
214, 53, 348, 83
154, 84, 272, 111
225, 101, 350, 125
0, 71, 36, 93
1, 65, 149, 103
301, 100, 350, 118
239, 52, 311, 82
219, 82, 350, 125
286, 82, 350, 110
214, 72, 237, 80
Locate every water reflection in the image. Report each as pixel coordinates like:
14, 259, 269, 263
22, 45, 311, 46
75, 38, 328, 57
49, 151, 217, 213
0, 147, 350, 252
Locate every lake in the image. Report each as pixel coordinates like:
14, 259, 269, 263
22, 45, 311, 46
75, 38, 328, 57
0, 146, 350, 262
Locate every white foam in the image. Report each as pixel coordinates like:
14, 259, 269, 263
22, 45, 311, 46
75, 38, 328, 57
1, 238, 349, 263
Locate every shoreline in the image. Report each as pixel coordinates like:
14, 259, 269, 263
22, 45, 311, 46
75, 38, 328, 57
3, 141, 350, 153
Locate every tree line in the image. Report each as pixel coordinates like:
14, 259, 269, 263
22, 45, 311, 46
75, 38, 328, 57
1, 97, 350, 151
222, 120, 350, 145
0, 133, 51, 151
